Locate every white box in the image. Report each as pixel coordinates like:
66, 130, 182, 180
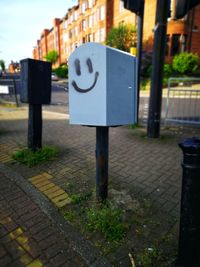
69, 42, 137, 126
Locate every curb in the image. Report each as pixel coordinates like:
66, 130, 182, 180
0, 163, 112, 267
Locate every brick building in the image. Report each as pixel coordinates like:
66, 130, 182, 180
32, 0, 200, 66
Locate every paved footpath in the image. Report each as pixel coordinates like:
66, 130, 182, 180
0, 167, 91, 267
0, 105, 200, 266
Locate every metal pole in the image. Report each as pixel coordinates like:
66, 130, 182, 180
136, 5, 144, 123
28, 104, 42, 151
147, 0, 170, 138
96, 126, 109, 202
12, 78, 19, 107
174, 137, 200, 267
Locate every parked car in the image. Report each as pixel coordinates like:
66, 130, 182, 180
51, 73, 58, 81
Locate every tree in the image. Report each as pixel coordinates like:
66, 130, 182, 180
106, 24, 136, 52
44, 50, 58, 64
0, 59, 5, 71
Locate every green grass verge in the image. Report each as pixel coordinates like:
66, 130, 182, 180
12, 146, 59, 167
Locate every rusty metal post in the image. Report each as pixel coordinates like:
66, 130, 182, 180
174, 137, 200, 267
96, 126, 109, 202
28, 104, 42, 151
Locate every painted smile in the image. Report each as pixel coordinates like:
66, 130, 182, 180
72, 72, 99, 93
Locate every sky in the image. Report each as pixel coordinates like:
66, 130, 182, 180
0, 0, 78, 67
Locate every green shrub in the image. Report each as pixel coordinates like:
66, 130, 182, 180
172, 52, 199, 74
163, 64, 173, 77
54, 64, 68, 78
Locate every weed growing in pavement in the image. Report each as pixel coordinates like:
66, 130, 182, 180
138, 247, 162, 267
86, 203, 129, 242
128, 123, 143, 129
12, 146, 59, 167
70, 192, 93, 204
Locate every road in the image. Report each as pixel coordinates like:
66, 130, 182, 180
43, 81, 69, 114
1, 76, 200, 125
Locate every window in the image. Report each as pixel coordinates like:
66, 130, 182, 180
74, 11, 78, 21
171, 34, 180, 56
75, 26, 78, 36
82, 19, 86, 31
95, 31, 99, 42
64, 20, 68, 29
119, 1, 125, 13
82, 2, 86, 13
63, 33, 68, 42
93, 12, 97, 25
180, 34, 187, 52
165, 35, 170, 56
99, 5, 105, 20
88, 0, 93, 8
100, 28, 105, 42
88, 15, 93, 28
88, 33, 93, 42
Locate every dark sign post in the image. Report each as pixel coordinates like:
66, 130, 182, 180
174, 138, 200, 267
20, 59, 51, 151
96, 126, 109, 201
122, 0, 144, 123
147, 0, 170, 138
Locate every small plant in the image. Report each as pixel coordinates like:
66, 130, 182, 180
129, 123, 142, 129
138, 247, 162, 267
70, 192, 92, 204
86, 204, 128, 242
12, 146, 59, 167
172, 52, 199, 74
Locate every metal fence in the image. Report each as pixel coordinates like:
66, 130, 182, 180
165, 77, 200, 126
0, 74, 20, 106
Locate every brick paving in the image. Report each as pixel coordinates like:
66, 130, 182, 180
0, 105, 200, 266
0, 170, 89, 267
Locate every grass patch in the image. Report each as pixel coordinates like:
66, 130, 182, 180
86, 204, 128, 242
12, 146, 59, 167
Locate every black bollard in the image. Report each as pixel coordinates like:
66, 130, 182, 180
28, 104, 42, 151
174, 137, 200, 267
96, 126, 109, 202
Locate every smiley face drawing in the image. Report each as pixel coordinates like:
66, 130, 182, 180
72, 58, 99, 93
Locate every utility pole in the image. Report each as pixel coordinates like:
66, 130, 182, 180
122, 0, 145, 123
147, 0, 170, 138
136, 3, 144, 123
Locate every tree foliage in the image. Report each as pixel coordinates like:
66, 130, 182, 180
0, 59, 5, 71
172, 52, 199, 74
106, 24, 136, 52
44, 50, 58, 64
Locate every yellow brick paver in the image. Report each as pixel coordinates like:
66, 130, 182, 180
20, 253, 33, 265
39, 182, 55, 192
29, 173, 71, 209
54, 198, 71, 208
43, 185, 61, 195
9, 227, 23, 240
27, 259, 43, 267
31, 179, 52, 188
44, 189, 66, 199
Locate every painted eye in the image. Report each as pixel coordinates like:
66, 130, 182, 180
74, 59, 81, 76
87, 58, 93, 73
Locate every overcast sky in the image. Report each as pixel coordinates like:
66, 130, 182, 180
0, 0, 78, 67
